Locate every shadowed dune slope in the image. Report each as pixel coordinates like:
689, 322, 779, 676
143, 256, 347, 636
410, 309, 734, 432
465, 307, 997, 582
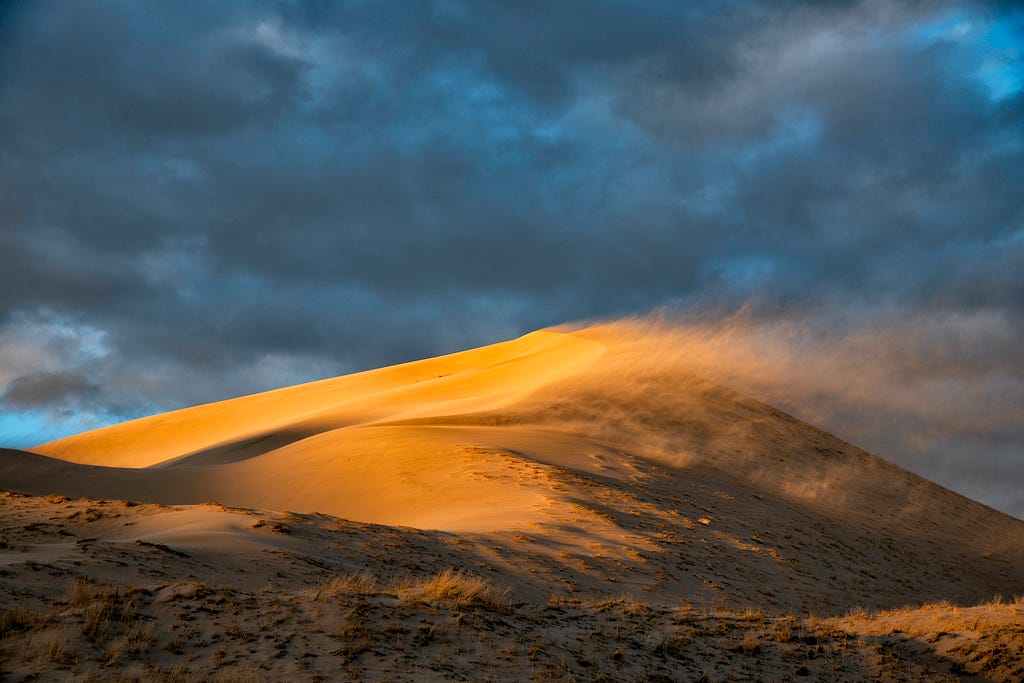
3, 324, 1023, 610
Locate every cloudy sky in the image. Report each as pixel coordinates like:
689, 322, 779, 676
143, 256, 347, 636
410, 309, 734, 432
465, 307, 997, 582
0, 1, 1021, 515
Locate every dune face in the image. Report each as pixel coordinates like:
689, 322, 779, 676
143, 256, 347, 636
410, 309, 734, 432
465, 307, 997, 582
3, 324, 1024, 681
32, 330, 604, 469
27, 330, 605, 531
5, 324, 1024, 613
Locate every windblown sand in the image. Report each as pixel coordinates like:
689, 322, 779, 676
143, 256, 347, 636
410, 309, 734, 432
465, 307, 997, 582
2, 324, 1022, 680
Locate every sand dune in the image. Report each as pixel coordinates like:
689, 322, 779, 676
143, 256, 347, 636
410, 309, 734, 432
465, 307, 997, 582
2, 490, 1021, 682
33, 330, 604, 469
5, 323, 1022, 607
2, 323, 1023, 680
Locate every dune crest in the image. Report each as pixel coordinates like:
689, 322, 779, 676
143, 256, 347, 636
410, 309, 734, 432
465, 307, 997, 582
33, 329, 604, 470
3, 323, 1023, 612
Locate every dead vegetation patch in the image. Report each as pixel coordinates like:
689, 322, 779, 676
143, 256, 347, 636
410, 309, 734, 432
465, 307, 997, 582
393, 568, 509, 609
0, 572, 1020, 681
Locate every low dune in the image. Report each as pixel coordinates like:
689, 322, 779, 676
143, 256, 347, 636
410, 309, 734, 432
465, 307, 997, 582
2, 323, 1022, 680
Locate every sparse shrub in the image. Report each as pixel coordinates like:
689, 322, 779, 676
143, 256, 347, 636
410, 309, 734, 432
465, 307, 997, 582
73, 582, 125, 644
672, 607, 699, 625
104, 621, 156, 664
318, 570, 379, 599
546, 594, 579, 608
654, 628, 693, 658
845, 605, 870, 618
225, 622, 258, 643
768, 619, 796, 643
332, 607, 376, 662
589, 596, 647, 615
162, 666, 269, 683
739, 629, 761, 653
394, 569, 508, 609
413, 623, 437, 646
742, 607, 766, 623
67, 578, 129, 608
66, 579, 147, 649
0, 604, 41, 634
37, 624, 78, 668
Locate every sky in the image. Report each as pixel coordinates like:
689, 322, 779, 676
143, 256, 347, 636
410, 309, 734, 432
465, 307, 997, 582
0, 1, 1021, 516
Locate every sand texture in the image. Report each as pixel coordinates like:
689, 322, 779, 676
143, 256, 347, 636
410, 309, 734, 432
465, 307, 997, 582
2, 324, 1022, 680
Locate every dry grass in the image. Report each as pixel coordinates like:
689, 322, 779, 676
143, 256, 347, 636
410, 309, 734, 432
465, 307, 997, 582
104, 621, 157, 664
1, 577, 1022, 681
317, 569, 380, 599
767, 618, 797, 643
32, 624, 78, 668
68, 578, 119, 607
739, 628, 762, 653
0, 603, 43, 634
70, 580, 140, 645
310, 568, 510, 612
161, 664, 271, 682
394, 569, 509, 609
332, 606, 378, 662
62, 578, 156, 666
654, 628, 694, 658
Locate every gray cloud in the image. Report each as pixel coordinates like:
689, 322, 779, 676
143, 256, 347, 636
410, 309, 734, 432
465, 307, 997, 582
0, 0, 1020, 515
1, 372, 99, 409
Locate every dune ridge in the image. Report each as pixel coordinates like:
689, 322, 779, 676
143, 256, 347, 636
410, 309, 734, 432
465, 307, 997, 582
1, 323, 1019, 613
33, 329, 604, 469
3, 323, 1024, 680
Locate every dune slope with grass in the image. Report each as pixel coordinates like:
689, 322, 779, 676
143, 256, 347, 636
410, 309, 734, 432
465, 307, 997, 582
3, 323, 1021, 615
3, 323, 1024, 680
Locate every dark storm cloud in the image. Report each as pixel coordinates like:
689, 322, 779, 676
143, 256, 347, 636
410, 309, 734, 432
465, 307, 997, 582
1, 372, 99, 409
0, 1, 1021, 514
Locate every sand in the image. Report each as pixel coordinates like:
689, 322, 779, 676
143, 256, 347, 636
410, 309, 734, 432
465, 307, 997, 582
1, 323, 1022, 680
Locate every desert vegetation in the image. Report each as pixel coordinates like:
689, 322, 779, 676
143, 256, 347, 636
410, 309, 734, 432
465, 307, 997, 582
1, 573, 1022, 681
2, 330, 1023, 680
0, 479, 1022, 681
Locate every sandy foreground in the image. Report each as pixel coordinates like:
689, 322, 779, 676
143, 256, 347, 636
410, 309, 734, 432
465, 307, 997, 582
1, 324, 1022, 681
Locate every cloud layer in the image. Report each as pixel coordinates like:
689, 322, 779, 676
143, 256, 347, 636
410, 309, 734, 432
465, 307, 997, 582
0, 1, 1021, 515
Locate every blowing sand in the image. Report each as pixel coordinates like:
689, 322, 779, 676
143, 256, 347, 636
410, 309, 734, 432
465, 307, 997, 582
2, 324, 1022, 680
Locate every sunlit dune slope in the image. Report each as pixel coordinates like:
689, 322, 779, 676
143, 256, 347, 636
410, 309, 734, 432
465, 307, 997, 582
5, 324, 1024, 610
33, 330, 603, 469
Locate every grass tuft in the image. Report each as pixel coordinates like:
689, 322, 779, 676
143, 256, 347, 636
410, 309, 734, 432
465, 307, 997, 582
394, 569, 508, 609
318, 570, 379, 599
